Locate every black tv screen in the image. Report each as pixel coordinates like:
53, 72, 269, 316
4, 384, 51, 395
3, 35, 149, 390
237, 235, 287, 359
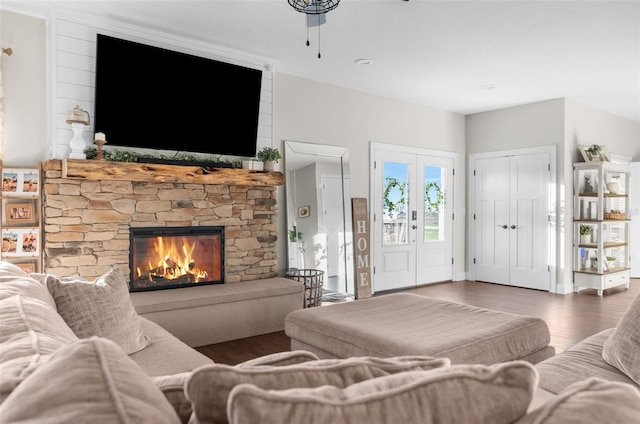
94, 34, 262, 157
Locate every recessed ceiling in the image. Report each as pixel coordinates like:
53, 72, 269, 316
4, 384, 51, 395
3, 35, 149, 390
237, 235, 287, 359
4, 0, 640, 122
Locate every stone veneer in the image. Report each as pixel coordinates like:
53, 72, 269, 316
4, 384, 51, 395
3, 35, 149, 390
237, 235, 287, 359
42, 160, 278, 282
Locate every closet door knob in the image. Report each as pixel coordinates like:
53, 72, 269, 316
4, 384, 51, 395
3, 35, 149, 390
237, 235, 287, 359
511, 225, 517, 229
497, 225, 507, 229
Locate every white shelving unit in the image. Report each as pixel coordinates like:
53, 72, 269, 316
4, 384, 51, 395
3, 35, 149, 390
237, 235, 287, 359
573, 161, 631, 296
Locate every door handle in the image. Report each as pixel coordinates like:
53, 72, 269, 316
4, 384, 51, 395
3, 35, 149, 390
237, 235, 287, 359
497, 225, 507, 229
412, 225, 418, 229
511, 225, 517, 229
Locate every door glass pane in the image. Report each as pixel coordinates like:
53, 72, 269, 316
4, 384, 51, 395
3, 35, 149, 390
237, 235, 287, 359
424, 166, 445, 242
383, 162, 408, 245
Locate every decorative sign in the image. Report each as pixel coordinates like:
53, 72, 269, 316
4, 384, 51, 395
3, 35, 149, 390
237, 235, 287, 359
351, 198, 372, 299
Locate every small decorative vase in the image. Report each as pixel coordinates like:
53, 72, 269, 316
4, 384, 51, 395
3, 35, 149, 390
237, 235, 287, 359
580, 235, 591, 244
263, 161, 275, 172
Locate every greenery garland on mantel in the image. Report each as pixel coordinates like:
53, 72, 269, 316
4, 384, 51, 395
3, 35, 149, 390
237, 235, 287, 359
84, 147, 243, 168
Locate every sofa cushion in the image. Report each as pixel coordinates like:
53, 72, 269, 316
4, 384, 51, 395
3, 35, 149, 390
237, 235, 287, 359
45, 266, 150, 354
0, 337, 181, 424
535, 329, 637, 395
227, 361, 537, 424
187, 355, 450, 424
0, 295, 78, 404
0, 261, 55, 306
514, 377, 640, 424
129, 318, 213, 377
602, 292, 640, 385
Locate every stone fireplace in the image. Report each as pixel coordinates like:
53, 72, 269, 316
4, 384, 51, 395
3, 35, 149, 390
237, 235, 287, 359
42, 160, 283, 284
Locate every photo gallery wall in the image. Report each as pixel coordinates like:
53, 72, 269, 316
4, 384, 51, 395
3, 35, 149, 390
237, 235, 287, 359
1, 168, 41, 271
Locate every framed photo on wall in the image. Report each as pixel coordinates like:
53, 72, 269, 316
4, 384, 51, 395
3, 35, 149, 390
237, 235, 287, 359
298, 205, 311, 218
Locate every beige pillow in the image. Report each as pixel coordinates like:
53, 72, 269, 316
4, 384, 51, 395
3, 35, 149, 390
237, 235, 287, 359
0, 262, 56, 306
187, 355, 450, 424
602, 292, 640, 385
237, 350, 319, 367
152, 373, 193, 424
227, 361, 537, 424
0, 337, 181, 424
46, 266, 150, 354
514, 378, 640, 424
152, 352, 319, 424
0, 295, 78, 404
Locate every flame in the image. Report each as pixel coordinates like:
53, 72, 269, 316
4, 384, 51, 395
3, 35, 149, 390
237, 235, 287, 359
136, 236, 208, 282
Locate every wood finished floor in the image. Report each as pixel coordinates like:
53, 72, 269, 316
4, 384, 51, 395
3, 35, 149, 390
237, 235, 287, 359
196, 278, 640, 365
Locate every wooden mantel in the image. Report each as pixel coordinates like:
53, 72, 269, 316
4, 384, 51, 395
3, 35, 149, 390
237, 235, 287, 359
49, 159, 284, 186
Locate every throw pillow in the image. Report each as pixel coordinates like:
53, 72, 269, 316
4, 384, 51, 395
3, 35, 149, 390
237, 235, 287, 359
0, 295, 78, 404
151, 352, 320, 424
227, 361, 537, 424
46, 266, 151, 354
236, 350, 319, 367
0, 337, 181, 424
0, 261, 55, 306
602, 292, 640, 385
187, 355, 450, 424
513, 377, 640, 424
152, 373, 193, 424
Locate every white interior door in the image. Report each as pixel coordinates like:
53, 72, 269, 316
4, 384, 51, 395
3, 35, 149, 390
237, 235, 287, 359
372, 146, 455, 292
508, 153, 550, 289
474, 156, 510, 285
472, 150, 552, 291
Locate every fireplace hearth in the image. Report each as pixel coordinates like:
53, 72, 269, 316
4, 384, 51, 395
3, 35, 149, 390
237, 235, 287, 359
129, 226, 224, 292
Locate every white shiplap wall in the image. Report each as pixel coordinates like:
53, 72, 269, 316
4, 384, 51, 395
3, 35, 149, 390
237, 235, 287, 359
49, 11, 273, 160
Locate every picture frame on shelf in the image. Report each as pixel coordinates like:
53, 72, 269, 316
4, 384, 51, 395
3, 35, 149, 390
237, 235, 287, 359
578, 145, 610, 163
1, 230, 19, 254
1, 168, 40, 195
5, 202, 36, 225
1, 228, 39, 256
13, 261, 36, 274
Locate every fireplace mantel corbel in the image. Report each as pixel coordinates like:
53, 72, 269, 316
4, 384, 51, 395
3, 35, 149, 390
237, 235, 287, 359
49, 159, 284, 186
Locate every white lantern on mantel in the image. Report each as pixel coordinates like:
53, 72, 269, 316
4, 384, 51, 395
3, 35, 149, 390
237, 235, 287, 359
66, 105, 90, 159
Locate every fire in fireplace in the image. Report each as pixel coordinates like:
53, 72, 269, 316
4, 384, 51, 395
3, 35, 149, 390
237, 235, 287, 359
129, 226, 224, 292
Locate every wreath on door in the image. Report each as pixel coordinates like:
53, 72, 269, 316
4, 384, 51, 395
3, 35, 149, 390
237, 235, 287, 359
425, 182, 444, 212
383, 177, 406, 218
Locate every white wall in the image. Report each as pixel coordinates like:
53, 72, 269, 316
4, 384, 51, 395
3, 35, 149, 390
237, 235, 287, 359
0, 10, 47, 167
466, 98, 640, 293
273, 73, 467, 278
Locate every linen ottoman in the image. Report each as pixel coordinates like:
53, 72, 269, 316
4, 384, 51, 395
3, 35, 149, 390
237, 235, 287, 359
284, 293, 555, 365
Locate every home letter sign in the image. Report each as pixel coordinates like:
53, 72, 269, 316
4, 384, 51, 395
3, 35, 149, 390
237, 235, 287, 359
351, 198, 372, 299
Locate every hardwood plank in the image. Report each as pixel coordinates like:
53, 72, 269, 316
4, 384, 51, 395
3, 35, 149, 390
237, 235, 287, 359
196, 279, 639, 365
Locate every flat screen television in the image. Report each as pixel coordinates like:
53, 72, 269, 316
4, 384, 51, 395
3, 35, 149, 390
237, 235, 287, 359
94, 34, 262, 158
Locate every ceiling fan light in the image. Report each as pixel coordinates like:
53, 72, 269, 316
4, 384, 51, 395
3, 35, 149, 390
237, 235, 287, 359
307, 13, 326, 27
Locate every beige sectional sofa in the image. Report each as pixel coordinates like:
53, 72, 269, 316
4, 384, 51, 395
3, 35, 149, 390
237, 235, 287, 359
0, 261, 638, 423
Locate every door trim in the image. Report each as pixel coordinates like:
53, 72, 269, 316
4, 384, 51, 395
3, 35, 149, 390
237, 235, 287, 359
468, 145, 557, 293
370, 141, 459, 294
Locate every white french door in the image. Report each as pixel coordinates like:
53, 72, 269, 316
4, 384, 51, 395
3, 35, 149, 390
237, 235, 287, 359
471, 147, 554, 291
372, 144, 455, 292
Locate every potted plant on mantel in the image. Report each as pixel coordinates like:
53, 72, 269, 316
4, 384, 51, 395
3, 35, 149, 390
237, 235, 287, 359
257, 147, 282, 172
